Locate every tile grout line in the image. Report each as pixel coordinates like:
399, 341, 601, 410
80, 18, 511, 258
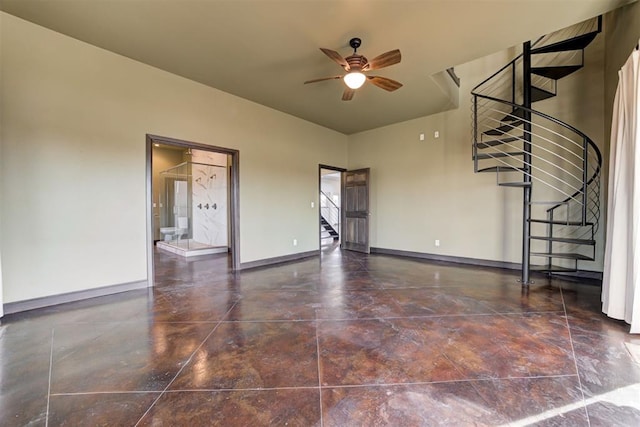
221, 313, 534, 325
133, 301, 239, 426
315, 318, 324, 427
317, 374, 581, 389
51, 391, 164, 396
45, 328, 54, 427
312, 311, 567, 323
49, 373, 581, 396
559, 285, 591, 426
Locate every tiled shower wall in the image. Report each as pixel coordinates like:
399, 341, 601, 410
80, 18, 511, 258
191, 150, 228, 247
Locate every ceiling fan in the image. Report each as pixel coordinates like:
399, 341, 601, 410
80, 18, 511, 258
304, 37, 402, 101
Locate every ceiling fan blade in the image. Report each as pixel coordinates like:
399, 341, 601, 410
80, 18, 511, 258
367, 76, 403, 91
304, 76, 342, 84
342, 88, 355, 101
363, 49, 401, 71
320, 48, 350, 71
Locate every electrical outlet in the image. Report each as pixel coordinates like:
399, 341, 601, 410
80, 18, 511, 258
419, 133, 425, 141
293, 239, 298, 246
311, 202, 315, 208
434, 131, 440, 138
435, 239, 440, 247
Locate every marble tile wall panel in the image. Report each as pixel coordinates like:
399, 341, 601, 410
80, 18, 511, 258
191, 163, 227, 247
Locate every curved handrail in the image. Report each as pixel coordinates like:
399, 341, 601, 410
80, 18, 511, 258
473, 93, 603, 213
472, 56, 520, 93
476, 94, 590, 139
472, 36, 545, 93
548, 146, 602, 213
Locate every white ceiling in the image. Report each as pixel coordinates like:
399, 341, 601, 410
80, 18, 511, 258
1, 0, 634, 134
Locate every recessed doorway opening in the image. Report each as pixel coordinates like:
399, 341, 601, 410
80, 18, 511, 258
146, 135, 240, 286
319, 165, 345, 248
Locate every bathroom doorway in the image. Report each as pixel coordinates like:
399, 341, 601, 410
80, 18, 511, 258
146, 135, 240, 285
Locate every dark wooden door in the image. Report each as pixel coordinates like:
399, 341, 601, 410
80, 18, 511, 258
342, 168, 370, 253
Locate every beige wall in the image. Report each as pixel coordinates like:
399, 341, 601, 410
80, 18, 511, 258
348, 32, 607, 270
0, 13, 347, 303
2, 6, 636, 307
347, 49, 523, 263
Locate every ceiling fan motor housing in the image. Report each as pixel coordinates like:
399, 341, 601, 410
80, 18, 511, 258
345, 54, 367, 71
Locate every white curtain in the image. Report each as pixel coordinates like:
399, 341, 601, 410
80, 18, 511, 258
602, 42, 640, 333
0, 256, 3, 318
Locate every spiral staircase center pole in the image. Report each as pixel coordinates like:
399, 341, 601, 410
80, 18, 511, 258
521, 41, 533, 285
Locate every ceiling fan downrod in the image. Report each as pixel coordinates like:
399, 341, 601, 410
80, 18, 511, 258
349, 37, 361, 54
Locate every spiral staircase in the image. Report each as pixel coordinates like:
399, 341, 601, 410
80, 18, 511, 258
471, 17, 603, 284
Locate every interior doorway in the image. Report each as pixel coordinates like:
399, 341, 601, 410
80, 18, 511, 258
319, 165, 345, 248
146, 135, 240, 286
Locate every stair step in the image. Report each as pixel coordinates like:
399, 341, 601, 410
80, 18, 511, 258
531, 32, 598, 54
530, 252, 594, 261
502, 108, 527, 122
529, 219, 594, 226
530, 236, 595, 245
531, 265, 578, 273
484, 120, 524, 136
478, 166, 526, 173
320, 220, 339, 236
475, 152, 526, 160
476, 136, 523, 148
499, 182, 532, 187
532, 65, 583, 80
531, 86, 555, 102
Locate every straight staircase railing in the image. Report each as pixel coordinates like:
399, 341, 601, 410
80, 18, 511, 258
320, 190, 340, 240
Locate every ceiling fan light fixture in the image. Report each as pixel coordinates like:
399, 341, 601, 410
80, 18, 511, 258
306, 39, 401, 100
343, 72, 366, 89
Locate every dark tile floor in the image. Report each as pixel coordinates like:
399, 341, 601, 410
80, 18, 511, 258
1, 246, 640, 426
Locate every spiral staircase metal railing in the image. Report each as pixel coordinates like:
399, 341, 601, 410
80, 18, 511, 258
471, 17, 603, 284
